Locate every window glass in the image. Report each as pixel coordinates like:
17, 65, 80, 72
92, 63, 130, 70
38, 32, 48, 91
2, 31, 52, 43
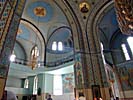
33, 76, 38, 94
24, 79, 29, 88
127, 37, 133, 54
52, 41, 57, 51
58, 41, 63, 51
121, 44, 130, 60
101, 43, 106, 64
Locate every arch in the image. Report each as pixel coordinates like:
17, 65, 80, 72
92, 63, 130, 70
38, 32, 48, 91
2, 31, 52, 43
86, 0, 115, 88
20, 18, 46, 61
47, 26, 72, 44
54, 0, 83, 52
109, 29, 121, 49
91, 0, 114, 50
21, 18, 46, 45
33, 76, 38, 95
87, 0, 115, 65
14, 40, 27, 60
24, 79, 29, 88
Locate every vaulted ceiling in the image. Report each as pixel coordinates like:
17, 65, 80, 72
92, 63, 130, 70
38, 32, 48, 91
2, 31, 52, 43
9, 0, 130, 78
15, 0, 73, 62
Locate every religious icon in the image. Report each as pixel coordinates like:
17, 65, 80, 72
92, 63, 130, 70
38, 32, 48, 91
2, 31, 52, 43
34, 7, 46, 17
79, 2, 90, 13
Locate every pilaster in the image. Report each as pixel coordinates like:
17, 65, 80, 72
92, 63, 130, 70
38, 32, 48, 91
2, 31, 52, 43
0, 0, 25, 99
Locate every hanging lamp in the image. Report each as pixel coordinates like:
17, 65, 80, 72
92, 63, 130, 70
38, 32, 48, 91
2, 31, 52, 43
114, 0, 133, 35
30, 16, 40, 70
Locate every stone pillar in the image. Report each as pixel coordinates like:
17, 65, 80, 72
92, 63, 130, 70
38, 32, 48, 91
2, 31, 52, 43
37, 74, 45, 100
73, 21, 110, 100
74, 39, 110, 100
0, 0, 25, 99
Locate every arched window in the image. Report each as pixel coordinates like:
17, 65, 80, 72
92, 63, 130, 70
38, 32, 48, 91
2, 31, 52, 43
52, 41, 57, 51
33, 76, 38, 94
24, 79, 29, 88
127, 37, 133, 54
121, 44, 130, 60
58, 41, 63, 51
100, 43, 106, 64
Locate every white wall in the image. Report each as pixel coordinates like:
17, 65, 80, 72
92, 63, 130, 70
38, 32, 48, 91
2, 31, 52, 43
52, 93, 75, 100
45, 74, 54, 94
5, 87, 28, 94
6, 76, 22, 88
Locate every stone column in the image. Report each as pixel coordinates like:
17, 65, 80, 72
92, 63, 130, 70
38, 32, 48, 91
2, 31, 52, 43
0, 0, 25, 99
74, 33, 110, 100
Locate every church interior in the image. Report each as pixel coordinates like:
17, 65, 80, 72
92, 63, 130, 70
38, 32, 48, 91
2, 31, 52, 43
0, 0, 133, 100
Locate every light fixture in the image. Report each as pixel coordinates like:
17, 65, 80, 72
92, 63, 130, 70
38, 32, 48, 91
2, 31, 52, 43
10, 53, 16, 62
29, 16, 40, 70
114, 0, 133, 35
30, 47, 38, 70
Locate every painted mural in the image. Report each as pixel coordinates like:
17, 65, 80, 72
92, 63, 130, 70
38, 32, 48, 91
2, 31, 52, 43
26, 1, 53, 22
0, 0, 25, 99
62, 73, 75, 93
118, 66, 133, 90
107, 70, 115, 83
17, 23, 30, 40
0, 0, 25, 78
74, 61, 84, 89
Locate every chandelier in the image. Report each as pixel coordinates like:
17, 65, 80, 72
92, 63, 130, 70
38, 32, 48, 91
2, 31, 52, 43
29, 15, 40, 70
30, 47, 38, 70
114, 0, 133, 35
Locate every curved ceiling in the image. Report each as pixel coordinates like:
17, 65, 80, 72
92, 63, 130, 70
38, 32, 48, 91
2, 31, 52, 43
15, 0, 122, 65
9, 0, 131, 78
16, 20, 43, 60
47, 27, 73, 53
98, 8, 119, 43
26, 1, 53, 22
14, 0, 74, 65
22, 0, 69, 41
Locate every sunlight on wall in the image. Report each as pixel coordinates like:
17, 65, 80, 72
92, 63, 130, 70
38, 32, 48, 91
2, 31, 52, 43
127, 37, 133, 54
53, 75, 62, 95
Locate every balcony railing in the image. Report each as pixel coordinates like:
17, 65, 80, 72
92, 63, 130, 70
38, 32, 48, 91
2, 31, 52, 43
12, 54, 74, 67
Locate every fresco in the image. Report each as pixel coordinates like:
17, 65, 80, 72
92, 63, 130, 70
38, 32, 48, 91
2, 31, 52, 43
74, 61, 84, 89
118, 66, 133, 90
17, 23, 30, 40
26, 1, 53, 22
62, 73, 75, 93
0, 0, 25, 78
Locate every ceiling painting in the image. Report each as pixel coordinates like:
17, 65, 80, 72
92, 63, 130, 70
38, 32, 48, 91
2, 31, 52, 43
26, 1, 53, 22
